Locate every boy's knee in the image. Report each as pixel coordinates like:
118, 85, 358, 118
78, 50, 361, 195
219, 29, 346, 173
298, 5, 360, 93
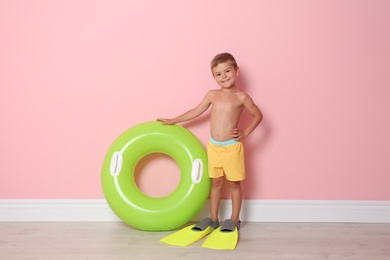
228, 180, 241, 190
211, 177, 224, 187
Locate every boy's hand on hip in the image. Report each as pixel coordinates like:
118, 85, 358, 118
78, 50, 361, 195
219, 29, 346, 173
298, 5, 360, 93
231, 128, 243, 140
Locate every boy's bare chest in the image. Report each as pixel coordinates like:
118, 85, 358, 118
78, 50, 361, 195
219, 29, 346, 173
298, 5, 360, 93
212, 95, 243, 111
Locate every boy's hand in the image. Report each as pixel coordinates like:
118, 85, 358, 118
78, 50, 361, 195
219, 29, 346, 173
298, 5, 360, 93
231, 128, 245, 140
157, 118, 175, 125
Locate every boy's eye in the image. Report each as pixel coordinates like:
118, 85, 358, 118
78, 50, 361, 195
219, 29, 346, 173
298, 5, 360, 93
226, 69, 230, 73
216, 73, 221, 77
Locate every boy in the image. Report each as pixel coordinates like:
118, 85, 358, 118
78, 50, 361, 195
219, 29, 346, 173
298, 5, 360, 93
158, 53, 262, 244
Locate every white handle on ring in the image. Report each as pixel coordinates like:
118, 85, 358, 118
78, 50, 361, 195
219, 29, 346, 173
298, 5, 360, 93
191, 158, 203, 184
110, 152, 123, 177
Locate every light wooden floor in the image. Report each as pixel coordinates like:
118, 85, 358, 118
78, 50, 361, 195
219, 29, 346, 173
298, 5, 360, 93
0, 222, 390, 260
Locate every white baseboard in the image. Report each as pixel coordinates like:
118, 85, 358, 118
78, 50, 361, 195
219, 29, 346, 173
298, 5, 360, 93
1, 199, 389, 223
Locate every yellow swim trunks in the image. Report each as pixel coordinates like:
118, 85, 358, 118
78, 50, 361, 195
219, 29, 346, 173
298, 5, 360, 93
207, 137, 245, 181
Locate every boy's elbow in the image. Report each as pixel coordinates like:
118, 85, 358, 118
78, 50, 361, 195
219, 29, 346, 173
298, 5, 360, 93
255, 110, 263, 124
258, 113, 263, 123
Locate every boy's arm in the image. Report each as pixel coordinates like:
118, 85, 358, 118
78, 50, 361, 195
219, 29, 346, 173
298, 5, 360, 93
158, 91, 212, 125
231, 94, 263, 140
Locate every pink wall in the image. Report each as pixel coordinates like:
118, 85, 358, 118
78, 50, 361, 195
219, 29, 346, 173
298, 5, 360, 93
1, 0, 390, 200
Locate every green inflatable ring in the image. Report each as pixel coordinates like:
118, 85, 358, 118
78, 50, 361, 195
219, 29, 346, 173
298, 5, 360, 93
101, 121, 210, 231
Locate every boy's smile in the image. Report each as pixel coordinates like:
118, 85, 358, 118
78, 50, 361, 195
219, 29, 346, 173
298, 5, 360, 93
212, 62, 240, 90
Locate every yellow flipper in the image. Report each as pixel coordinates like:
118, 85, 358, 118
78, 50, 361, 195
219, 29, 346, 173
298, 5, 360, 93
202, 227, 238, 250
160, 224, 213, 247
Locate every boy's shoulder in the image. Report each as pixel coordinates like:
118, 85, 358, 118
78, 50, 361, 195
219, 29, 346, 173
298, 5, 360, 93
205, 89, 221, 96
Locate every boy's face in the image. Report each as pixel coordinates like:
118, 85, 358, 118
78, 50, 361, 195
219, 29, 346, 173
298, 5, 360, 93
211, 62, 240, 90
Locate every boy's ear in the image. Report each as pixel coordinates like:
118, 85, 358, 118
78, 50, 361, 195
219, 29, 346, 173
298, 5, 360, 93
236, 66, 240, 76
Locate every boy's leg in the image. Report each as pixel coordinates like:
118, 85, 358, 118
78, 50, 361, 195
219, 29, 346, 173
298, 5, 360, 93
209, 177, 224, 222
227, 180, 242, 223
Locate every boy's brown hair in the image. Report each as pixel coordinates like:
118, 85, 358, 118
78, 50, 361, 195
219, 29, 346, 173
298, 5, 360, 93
210, 52, 238, 70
